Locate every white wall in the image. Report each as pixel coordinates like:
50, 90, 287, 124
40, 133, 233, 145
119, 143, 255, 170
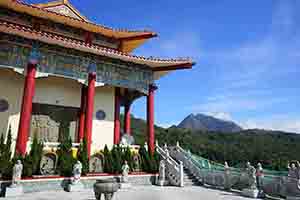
0, 69, 24, 152
34, 76, 81, 108
0, 70, 115, 155
91, 86, 115, 154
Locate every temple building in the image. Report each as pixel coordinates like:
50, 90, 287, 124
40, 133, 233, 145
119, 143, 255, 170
0, 0, 194, 156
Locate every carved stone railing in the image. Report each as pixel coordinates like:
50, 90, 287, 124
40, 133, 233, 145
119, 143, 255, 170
156, 142, 184, 187
169, 143, 204, 184
169, 142, 300, 199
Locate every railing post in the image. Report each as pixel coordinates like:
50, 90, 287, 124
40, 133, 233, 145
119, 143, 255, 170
180, 161, 184, 187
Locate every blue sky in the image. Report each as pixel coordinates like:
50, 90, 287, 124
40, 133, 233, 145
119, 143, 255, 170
27, 0, 300, 132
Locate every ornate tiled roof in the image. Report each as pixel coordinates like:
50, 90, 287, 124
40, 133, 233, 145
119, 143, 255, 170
0, 0, 157, 52
0, 21, 194, 77
32, 0, 90, 22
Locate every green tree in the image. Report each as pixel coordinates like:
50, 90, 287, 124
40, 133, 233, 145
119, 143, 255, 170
57, 137, 75, 177
29, 133, 44, 175
111, 145, 122, 174
0, 133, 4, 152
77, 137, 89, 175
103, 145, 113, 173
5, 126, 12, 158
139, 145, 151, 172
122, 146, 133, 170
0, 126, 13, 178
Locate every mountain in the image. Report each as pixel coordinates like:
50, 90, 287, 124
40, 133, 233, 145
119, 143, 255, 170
177, 113, 243, 133
123, 114, 300, 170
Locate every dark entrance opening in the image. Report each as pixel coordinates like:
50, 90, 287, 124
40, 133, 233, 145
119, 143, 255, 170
30, 103, 79, 143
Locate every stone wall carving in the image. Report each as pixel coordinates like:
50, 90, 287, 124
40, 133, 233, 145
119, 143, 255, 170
89, 154, 104, 173
40, 153, 57, 175
31, 115, 60, 142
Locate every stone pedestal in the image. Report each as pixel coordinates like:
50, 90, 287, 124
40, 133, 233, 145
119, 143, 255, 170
67, 182, 85, 192
5, 186, 23, 198
120, 183, 131, 189
242, 188, 259, 198
157, 179, 169, 186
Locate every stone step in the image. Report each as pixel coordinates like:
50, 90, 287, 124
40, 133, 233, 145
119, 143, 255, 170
184, 175, 197, 179
184, 181, 200, 186
184, 179, 198, 183
184, 179, 198, 182
182, 167, 202, 186
183, 174, 194, 177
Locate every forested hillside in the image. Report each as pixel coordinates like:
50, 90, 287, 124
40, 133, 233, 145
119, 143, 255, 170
121, 114, 300, 170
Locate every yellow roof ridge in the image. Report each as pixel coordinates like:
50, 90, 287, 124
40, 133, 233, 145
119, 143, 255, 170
32, 0, 89, 21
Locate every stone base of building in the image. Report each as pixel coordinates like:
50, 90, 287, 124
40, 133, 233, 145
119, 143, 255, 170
5, 185, 23, 197
67, 182, 85, 192
242, 188, 259, 198
287, 196, 300, 200
119, 183, 131, 189
1, 174, 157, 195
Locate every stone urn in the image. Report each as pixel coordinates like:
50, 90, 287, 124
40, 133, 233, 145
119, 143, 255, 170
93, 178, 119, 200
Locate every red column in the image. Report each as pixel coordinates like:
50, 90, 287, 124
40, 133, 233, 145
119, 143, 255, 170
124, 104, 131, 135
147, 85, 157, 155
85, 73, 96, 156
16, 63, 36, 156
78, 85, 86, 143
114, 87, 121, 144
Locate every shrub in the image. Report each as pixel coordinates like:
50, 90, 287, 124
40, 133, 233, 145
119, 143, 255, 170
103, 145, 113, 173
138, 145, 159, 173
151, 148, 160, 172
57, 137, 75, 177
77, 137, 89, 175
22, 154, 33, 177
122, 146, 133, 171
139, 145, 150, 172
111, 145, 122, 174
29, 133, 44, 175
0, 126, 13, 178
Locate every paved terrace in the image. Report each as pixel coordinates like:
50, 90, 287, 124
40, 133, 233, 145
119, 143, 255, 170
14, 186, 260, 200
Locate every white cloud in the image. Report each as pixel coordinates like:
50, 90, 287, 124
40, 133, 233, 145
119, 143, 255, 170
241, 116, 300, 133
202, 111, 232, 121
204, 0, 300, 93
159, 121, 180, 128
187, 95, 288, 114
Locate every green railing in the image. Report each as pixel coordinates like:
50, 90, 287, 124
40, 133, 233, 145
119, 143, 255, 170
185, 149, 287, 177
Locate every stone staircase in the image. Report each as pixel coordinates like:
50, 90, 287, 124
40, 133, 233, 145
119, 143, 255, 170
183, 168, 201, 186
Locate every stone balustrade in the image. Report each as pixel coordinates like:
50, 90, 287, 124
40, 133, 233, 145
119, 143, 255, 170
170, 142, 300, 199
155, 143, 184, 187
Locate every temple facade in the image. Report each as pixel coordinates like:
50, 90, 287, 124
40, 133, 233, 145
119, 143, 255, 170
0, 0, 194, 156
